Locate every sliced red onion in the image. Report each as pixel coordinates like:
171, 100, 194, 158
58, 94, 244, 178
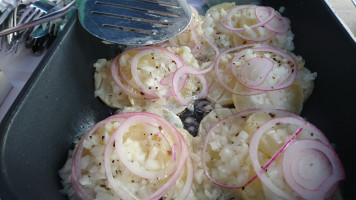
249, 117, 342, 199
221, 44, 298, 92
174, 153, 194, 200
249, 117, 304, 199
214, 44, 267, 95
249, 46, 298, 91
254, 6, 276, 27
282, 139, 345, 200
71, 113, 137, 200
221, 5, 275, 32
104, 123, 138, 200
130, 47, 185, 98
111, 52, 157, 99
118, 47, 153, 91
201, 109, 300, 189
257, 11, 290, 34
160, 73, 174, 86
172, 66, 208, 106
113, 114, 184, 180
102, 112, 190, 200
202, 109, 260, 189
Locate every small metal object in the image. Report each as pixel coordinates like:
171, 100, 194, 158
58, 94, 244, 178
6, 1, 55, 53
25, 19, 61, 55
17, 1, 55, 32
352, 0, 356, 7
0, 0, 192, 45
0, 0, 18, 26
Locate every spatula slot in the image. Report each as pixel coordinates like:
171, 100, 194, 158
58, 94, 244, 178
95, 1, 180, 17
102, 24, 154, 35
91, 11, 171, 26
129, 0, 179, 8
81, 0, 191, 45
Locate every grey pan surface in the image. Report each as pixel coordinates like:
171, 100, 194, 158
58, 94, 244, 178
1, 0, 356, 199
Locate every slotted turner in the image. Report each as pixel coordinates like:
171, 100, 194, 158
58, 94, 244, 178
0, 0, 192, 45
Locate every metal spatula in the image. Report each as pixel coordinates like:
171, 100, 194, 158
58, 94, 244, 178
0, 0, 192, 45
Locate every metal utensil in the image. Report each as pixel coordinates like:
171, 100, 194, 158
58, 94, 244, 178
0, 0, 19, 26
0, 0, 192, 45
6, 1, 55, 54
25, 18, 61, 55
17, 0, 55, 33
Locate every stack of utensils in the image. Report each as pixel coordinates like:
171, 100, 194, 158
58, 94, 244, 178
0, 0, 71, 55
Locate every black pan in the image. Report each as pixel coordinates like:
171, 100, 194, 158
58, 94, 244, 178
1, 0, 355, 199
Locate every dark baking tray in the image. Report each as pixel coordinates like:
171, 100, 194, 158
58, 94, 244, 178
1, 0, 355, 199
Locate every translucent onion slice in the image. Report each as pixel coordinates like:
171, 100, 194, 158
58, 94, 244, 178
201, 109, 301, 189
242, 46, 298, 91
214, 44, 266, 96
249, 116, 342, 199
256, 8, 290, 34
172, 66, 208, 106
71, 113, 136, 200
282, 139, 345, 200
221, 5, 275, 31
114, 113, 185, 180
111, 52, 157, 99
103, 112, 190, 200
237, 57, 274, 87
216, 44, 298, 94
130, 47, 185, 97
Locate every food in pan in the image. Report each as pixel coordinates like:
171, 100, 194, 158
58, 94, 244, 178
190, 108, 344, 199
59, 2, 344, 200
59, 108, 345, 199
59, 111, 194, 200
94, 46, 206, 114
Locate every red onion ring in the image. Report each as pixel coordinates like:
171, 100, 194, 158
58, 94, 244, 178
221, 5, 275, 31
103, 112, 190, 200
111, 52, 157, 99
214, 44, 267, 96
201, 109, 301, 189
130, 47, 185, 98
249, 116, 340, 199
71, 113, 137, 200
282, 139, 345, 200
215, 44, 298, 95
256, 10, 290, 34
219, 5, 291, 42
249, 46, 298, 91
118, 47, 153, 91
174, 153, 194, 200
114, 114, 183, 180
172, 66, 208, 106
